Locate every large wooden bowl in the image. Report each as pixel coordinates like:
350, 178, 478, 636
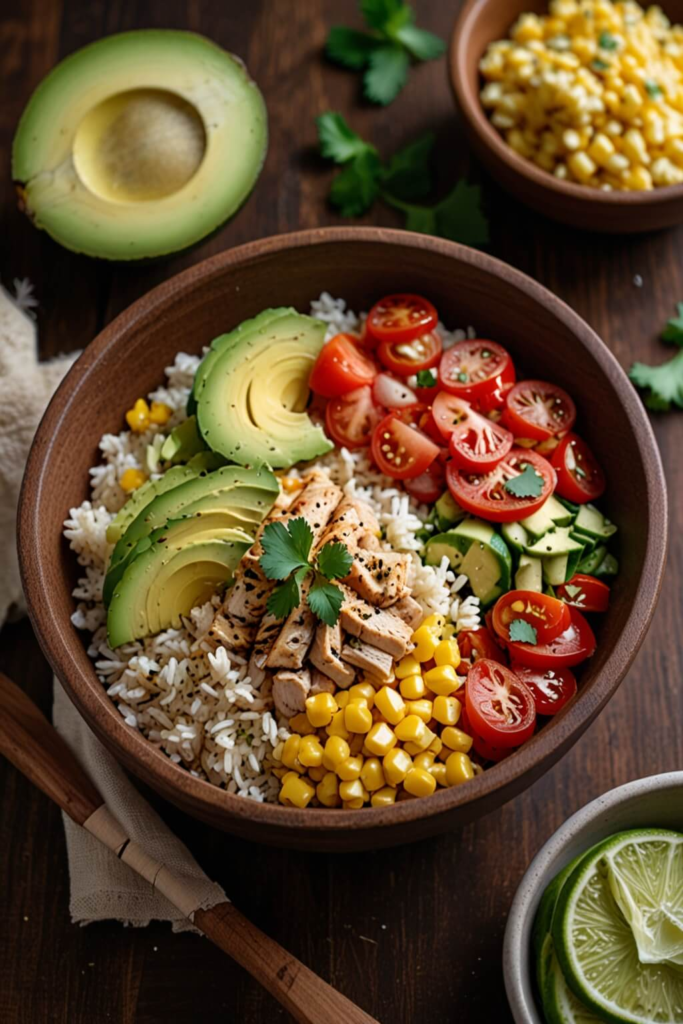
450, 0, 683, 233
19, 228, 667, 851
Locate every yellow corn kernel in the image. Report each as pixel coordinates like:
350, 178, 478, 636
651, 156, 683, 184
339, 778, 368, 803
411, 625, 441, 662
562, 128, 582, 150
280, 475, 303, 495
428, 736, 444, 756
337, 755, 364, 781
371, 786, 397, 808
394, 714, 428, 746
335, 691, 350, 709
402, 741, 423, 757
344, 702, 373, 734
148, 401, 172, 425
316, 771, 340, 808
442, 623, 456, 639
399, 674, 426, 700
279, 774, 315, 808
433, 695, 462, 727
588, 132, 615, 165
442, 727, 474, 754
434, 638, 461, 669
405, 699, 433, 724
364, 722, 397, 757
306, 692, 338, 728
383, 747, 413, 786
343, 798, 365, 810
620, 82, 643, 118
424, 664, 459, 696
511, 12, 543, 43
622, 128, 650, 165
624, 165, 654, 189
323, 736, 350, 771
348, 681, 376, 707
395, 654, 421, 679
280, 770, 299, 784
360, 757, 385, 792
567, 150, 597, 180
414, 750, 436, 770
119, 468, 146, 493
298, 734, 324, 768
326, 710, 351, 740
404, 766, 437, 798
446, 751, 476, 787
605, 152, 630, 173
429, 762, 449, 787
374, 685, 406, 725
281, 735, 304, 772
288, 712, 315, 736
349, 733, 365, 756
307, 764, 327, 783
422, 613, 445, 631
125, 398, 150, 433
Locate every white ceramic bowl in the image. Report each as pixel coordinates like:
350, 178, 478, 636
503, 771, 683, 1023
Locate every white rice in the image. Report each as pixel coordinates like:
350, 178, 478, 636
64, 294, 481, 802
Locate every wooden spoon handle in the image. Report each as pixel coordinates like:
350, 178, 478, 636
195, 902, 380, 1024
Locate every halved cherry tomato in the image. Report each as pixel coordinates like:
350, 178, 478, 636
325, 386, 385, 449
393, 402, 430, 427
370, 413, 440, 480
503, 380, 576, 442
506, 607, 596, 669
556, 574, 610, 612
465, 660, 537, 748
478, 381, 515, 414
418, 408, 447, 445
412, 370, 441, 404
309, 334, 377, 398
443, 397, 514, 472
458, 704, 516, 762
404, 459, 446, 503
366, 294, 438, 345
551, 433, 605, 503
438, 340, 516, 404
377, 330, 442, 377
446, 447, 556, 523
456, 627, 508, 674
509, 664, 578, 716
492, 590, 571, 644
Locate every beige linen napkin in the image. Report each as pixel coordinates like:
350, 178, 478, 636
1, 284, 226, 930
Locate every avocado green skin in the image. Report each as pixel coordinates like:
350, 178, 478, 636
106, 464, 198, 546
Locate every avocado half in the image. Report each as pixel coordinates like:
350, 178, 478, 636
12, 31, 267, 260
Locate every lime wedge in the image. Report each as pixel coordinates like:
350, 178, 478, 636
554, 830, 683, 1024
534, 856, 585, 996
544, 948, 604, 1024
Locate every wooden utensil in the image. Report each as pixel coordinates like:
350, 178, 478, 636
0, 671, 379, 1024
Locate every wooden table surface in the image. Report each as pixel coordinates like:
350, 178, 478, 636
1, 2, 681, 1022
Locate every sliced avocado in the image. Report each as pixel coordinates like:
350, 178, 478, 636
103, 465, 278, 605
161, 415, 206, 464
187, 451, 228, 473
573, 503, 617, 540
526, 527, 584, 558
519, 494, 574, 537
425, 518, 512, 606
543, 554, 569, 587
501, 520, 529, 554
107, 535, 250, 648
105, 464, 198, 545
594, 551, 619, 578
196, 308, 333, 468
12, 31, 267, 260
515, 554, 543, 592
434, 490, 465, 530
571, 530, 596, 556
576, 544, 607, 576
192, 307, 289, 405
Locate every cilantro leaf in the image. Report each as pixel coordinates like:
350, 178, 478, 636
662, 302, 683, 345
629, 349, 683, 411
364, 44, 410, 105
384, 181, 489, 247
361, 0, 403, 31
267, 572, 306, 620
330, 150, 382, 216
394, 23, 446, 61
326, 27, 379, 69
646, 80, 663, 99
504, 463, 545, 498
259, 518, 313, 580
508, 619, 538, 644
416, 368, 437, 388
381, 133, 434, 201
317, 541, 354, 580
598, 31, 619, 50
317, 112, 375, 164
308, 577, 345, 627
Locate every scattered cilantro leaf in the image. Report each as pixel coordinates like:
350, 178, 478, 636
380, 133, 434, 201
308, 577, 345, 627
385, 181, 489, 247
267, 573, 306, 620
326, 27, 380, 69
504, 463, 545, 498
662, 302, 683, 344
259, 518, 312, 580
629, 349, 683, 411
416, 368, 437, 388
508, 619, 538, 644
330, 150, 383, 216
598, 31, 619, 50
361, 0, 403, 31
646, 80, 663, 99
317, 112, 375, 164
591, 59, 609, 72
317, 541, 354, 580
394, 23, 446, 61
364, 44, 410, 105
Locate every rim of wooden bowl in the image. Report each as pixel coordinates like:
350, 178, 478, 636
18, 227, 668, 838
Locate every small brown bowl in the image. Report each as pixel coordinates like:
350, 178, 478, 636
19, 228, 667, 851
450, 0, 683, 232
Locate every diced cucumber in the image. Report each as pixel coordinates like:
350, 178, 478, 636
573, 503, 617, 540
571, 531, 596, 556
556, 495, 580, 516
502, 520, 529, 554
576, 544, 607, 576
543, 554, 569, 587
566, 544, 585, 581
527, 527, 585, 558
434, 490, 465, 530
515, 555, 543, 592
520, 494, 574, 537
424, 518, 512, 606
595, 552, 619, 578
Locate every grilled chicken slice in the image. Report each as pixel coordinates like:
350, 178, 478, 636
341, 641, 394, 684
272, 668, 311, 718
340, 590, 414, 659
265, 579, 317, 670
391, 594, 423, 630
343, 548, 409, 608
309, 621, 356, 688
310, 669, 335, 696
207, 611, 253, 653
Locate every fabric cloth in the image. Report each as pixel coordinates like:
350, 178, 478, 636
0, 282, 226, 930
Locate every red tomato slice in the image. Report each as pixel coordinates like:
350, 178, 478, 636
506, 607, 596, 669
504, 380, 577, 442
458, 704, 516, 762
325, 386, 385, 449
509, 664, 578, 716
478, 381, 515, 414
403, 459, 446, 503
441, 397, 513, 472
456, 627, 508, 675
556, 574, 610, 613
446, 447, 556, 523
465, 660, 537, 748
418, 408, 447, 445
492, 590, 572, 644
377, 330, 442, 376
438, 340, 515, 404
370, 413, 440, 480
551, 433, 605, 503
366, 294, 438, 345
309, 334, 377, 398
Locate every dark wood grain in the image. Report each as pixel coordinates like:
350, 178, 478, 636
0, 2, 681, 1023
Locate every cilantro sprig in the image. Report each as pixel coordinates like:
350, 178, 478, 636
508, 619, 538, 644
316, 112, 489, 246
416, 369, 437, 388
260, 517, 353, 626
327, 0, 446, 106
504, 463, 545, 499
629, 301, 683, 411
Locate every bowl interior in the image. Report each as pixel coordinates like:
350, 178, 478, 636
19, 230, 666, 847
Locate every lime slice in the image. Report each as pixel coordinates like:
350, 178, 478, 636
544, 948, 604, 1024
554, 830, 683, 1024
533, 855, 587, 996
